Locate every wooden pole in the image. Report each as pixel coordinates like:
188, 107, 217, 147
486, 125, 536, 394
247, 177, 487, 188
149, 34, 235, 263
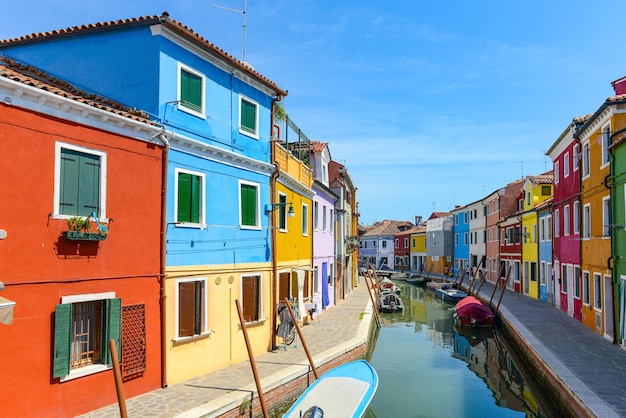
494, 268, 512, 315
363, 274, 382, 327
489, 265, 510, 306
455, 260, 465, 288
469, 258, 485, 295
284, 297, 319, 379
108, 339, 128, 418
235, 299, 269, 418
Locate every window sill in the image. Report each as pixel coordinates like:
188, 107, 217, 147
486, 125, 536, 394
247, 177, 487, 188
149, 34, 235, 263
240, 225, 262, 231
240, 318, 267, 329
175, 222, 205, 229
60, 363, 111, 382
172, 330, 215, 346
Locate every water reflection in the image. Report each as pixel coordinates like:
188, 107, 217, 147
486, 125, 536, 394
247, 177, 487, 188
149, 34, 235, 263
366, 281, 555, 417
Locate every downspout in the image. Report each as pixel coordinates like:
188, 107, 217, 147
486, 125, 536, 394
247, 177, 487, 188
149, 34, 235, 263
269, 94, 283, 351
156, 130, 170, 387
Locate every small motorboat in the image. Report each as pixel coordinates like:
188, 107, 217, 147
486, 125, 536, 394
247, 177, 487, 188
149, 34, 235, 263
283, 359, 379, 418
379, 278, 401, 295
434, 286, 467, 303
406, 274, 426, 286
454, 295, 495, 327
379, 292, 404, 313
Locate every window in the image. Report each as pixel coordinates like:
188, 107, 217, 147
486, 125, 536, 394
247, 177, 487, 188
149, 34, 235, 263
594, 273, 602, 310
177, 278, 207, 338
240, 181, 260, 228
574, 266, 581, 298
55, 143, 106, 218
563, 152, 569, 178
561, 264, 567, 293
382, 241, 387, 249
455, 233, 459, 246
526, 192, 531, 206
329, 209, 334, 233
583, 271, 590, 305
53, 293, 120, 380
239, 95, 259, 138
302, 203, 309, 235
323, 206, 327, 231
541, 185, 551, 196
540, 261, 546, 285
178, 64, 205, 116
554, 161, 559, 184
573, 144, 580, 171
395, 239, 399, 249
176, 169, 204, 225
540, 218, 546, 241
313, 201, 319, 230
564, 205, 570, 236
583, 142, 590, 177
573, 201, 580, 234
554, 209, 560, 238
515, 226, 521, 244
463, 232, 468, 245
277, 193, 287, 231
405, 238, 409, 247
532, 225, 537, 243
464, 212, 468, 223
583, 204, 591, 239
547, 215, 552, 240
601, 124, 610, 166
603, 196, 611, 237
241, 274, 263, 323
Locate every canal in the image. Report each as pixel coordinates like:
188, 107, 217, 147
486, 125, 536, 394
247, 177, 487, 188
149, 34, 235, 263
363, 280, 560, 418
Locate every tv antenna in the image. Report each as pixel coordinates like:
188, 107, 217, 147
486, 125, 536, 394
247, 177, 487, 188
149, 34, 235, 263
213, 0, 247, 62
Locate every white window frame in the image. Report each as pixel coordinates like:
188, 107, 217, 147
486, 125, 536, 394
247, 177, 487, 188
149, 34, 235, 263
594, 273, 602, 311
554, 161, 559, 184
313, 201, 319, 230
601, 124, 610, 168
54, 142, 108, 219
174, 277, 209, 342
573, 201, 580, 234
573, 144, 580, 171
564, 204, 570, 236
238, 94, 260, 139
603, 195, 611, 238
277, 192, 288, 232
177, 63, 206, 118
554, 209, 560, 238
240, 273, 264, 324
583, 203, 591, 239
239, 180, 261, 230
302, 203, 309, 236
583, 271, 590, 306
563, 151, 570, 178
583, 142, 590, 179
174, 167, 206, 228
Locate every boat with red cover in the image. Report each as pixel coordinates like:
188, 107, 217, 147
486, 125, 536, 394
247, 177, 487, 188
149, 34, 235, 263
453, 296, 495, 327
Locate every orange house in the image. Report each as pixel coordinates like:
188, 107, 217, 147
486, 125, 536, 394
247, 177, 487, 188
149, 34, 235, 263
0, 59, 164, 416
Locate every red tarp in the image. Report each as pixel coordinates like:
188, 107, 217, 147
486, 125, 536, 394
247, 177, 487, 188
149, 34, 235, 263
455, 296, 494, 324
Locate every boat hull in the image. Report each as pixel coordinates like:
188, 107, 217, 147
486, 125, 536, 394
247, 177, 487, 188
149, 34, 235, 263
283, 360, 378, 418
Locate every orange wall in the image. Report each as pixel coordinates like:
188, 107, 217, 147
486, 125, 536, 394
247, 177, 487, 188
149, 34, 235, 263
0, 105, 163, 416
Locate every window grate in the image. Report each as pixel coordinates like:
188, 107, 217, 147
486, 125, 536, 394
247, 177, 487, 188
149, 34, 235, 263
121, 304, 146, 379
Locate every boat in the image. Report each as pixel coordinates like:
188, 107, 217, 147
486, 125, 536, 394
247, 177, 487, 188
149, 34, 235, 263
379, 278, 401, 295
406, 274, 426, 286
425, 279, 456, 293
283, 360, 378, 418
454, 295, 495, 327
379, 292, 404, 313
434, 286, 467, 303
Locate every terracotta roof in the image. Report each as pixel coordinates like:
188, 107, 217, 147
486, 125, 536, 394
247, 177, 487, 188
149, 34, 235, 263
526, 174, 553, 184
428, 212, 450, 220
0, 56, 155, 125
362, 220, 410, 237
0, 12, 287, 97
310, 141, 328, 153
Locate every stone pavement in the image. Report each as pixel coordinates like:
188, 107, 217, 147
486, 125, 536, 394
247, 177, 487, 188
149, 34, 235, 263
80, 272, 626, 418
455, 274, 626, 418
79, 282, 375, 418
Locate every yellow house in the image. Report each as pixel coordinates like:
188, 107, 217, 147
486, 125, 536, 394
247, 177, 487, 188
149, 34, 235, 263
577, 100, 626, 337
520, 174, 553, 299
410, 225, 427, 272
271, 141, 314, 340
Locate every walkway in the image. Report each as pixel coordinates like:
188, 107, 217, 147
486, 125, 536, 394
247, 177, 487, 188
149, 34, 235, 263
80, 273, 626, 418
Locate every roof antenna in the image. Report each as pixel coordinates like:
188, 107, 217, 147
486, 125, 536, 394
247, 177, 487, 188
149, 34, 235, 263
213, 0, 247, 62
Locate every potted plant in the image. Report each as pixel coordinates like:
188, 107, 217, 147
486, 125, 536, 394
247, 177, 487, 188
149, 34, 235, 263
64, 215, 107, 241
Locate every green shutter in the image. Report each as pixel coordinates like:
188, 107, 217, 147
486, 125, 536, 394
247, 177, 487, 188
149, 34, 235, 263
59, 149, 101, 217
53, 304, 72, 378
240, 99, 256, 134
241, 184, 257, 226
177, 173, 201, 223
59, 150, 79, 216
104, 298, 122, 364
190, 174, 201, 224
181, 69, 202, 112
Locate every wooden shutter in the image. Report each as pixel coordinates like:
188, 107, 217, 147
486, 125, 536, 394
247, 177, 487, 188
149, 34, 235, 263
242, 276, 259, 322
177, 173, 200, 223
59, 149, 100, 216
240, 99, 256, 134
53, 304, 72, 378
241, 184, 257, 226
103, 298, 122, 364
181, 69, 202, 112
179, 282, 196, 337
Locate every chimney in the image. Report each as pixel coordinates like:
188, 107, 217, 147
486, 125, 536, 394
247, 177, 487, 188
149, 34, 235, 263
415, 215, 422, 226
611, 76, 626, 95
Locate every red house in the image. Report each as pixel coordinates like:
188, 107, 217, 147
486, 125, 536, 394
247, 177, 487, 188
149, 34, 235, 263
0, 58, 165, 416
498, 208, 523, 294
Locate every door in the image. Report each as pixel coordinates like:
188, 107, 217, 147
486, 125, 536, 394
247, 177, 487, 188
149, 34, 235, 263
321, 262, 330, 308
604, 275, 614, 340
567, 265, 574, 317
620, 276, 626, 347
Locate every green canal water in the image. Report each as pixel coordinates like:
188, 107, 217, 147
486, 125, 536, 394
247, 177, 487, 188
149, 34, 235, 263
363, 281, 559, 418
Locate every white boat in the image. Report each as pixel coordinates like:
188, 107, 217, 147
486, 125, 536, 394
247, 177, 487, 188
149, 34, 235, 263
379, 292, 404, 313
435, 287, 467, 303
283, 360, 378, 418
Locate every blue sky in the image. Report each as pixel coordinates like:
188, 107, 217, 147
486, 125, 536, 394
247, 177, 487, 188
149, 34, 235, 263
2, 1, 626, 225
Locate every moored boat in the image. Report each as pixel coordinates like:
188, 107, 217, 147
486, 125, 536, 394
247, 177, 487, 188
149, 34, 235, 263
454, 295, 495, 327
434, 286, 467, 303
379, 292, 404, 313
283, 360, 378, 418
406, 274, 426, 286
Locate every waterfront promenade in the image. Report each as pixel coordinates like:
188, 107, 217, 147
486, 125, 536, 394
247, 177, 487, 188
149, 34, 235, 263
79, 274, 626, 418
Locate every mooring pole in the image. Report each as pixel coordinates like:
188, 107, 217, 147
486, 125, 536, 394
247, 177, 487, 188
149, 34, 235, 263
108, 339, 128, 418
489, 266, 510, 306
363, 274, 382, 327
235, 299, 269, 418
284, 297, 319, 379
494, 269, 512, 315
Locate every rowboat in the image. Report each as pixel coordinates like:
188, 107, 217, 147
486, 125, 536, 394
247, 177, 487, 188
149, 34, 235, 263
454, 295, 495, 327
406, 274, 426, 286
379, 292, 404, 313
283, 360, 378, 418
434, 287, 467, 303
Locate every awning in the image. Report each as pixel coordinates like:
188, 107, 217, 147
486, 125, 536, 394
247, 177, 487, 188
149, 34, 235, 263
291, 266, 316, 272
0, 296, 15, 325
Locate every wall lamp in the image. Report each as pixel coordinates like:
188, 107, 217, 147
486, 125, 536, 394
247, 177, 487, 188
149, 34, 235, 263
266, 202, 295, 218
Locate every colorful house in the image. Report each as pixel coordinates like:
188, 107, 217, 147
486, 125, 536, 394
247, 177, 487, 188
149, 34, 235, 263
577, 87, 626, 338
1, 13, 289, 383
0, 58, 164, 416
409, 219, 427, 272
546, 116, 588, 316
425, 212, 453, 275
451, 206, 470, 275
519, 173, 553, 299
394, 228, 414, 273
537, 198, 554, 302
499, 207, 523, 293
360, 220, 412, 270
467, 199, 487, 272
610, 125, 626, 348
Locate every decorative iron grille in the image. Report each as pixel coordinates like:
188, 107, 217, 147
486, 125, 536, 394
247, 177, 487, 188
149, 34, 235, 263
121, 304, 146, 380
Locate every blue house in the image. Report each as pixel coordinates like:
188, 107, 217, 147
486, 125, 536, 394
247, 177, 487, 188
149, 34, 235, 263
451, 206, 470, 276
537, 199, 553, 302
1, 12, 288, 384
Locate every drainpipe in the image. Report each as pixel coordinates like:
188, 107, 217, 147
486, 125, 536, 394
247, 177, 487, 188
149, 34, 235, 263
155, 130, 170, 387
